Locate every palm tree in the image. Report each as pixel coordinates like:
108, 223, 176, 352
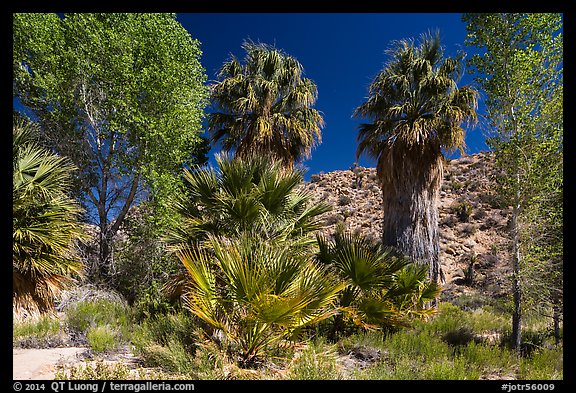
208, 40, 324, 170
165, 152, 331, 254
178, 233, 343, 365
316, 231, 440, 339
165, 154, 339, 364
353, 31, 478, 284
13, 119, 85, 318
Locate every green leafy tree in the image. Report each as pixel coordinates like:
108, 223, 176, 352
13, 13, 209, 281
316, 232, 440, 340
463, 12, 563, 353
353, 31, 478, 284
208, 40, 324, 169
13, 119, 86, 317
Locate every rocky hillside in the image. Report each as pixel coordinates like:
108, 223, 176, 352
302, 152, 513, 303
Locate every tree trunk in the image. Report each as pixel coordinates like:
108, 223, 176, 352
97, 218, 113, 280
510, 204, 522, 354
95, 171, 141, 281
552, 299, 561, 346
380, 147, 444, 284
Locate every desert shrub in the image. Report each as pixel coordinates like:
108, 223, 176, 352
86, 325, 118, 353
65, 298, 131, 344
137, 338, 196, 375
338, 194, 352, 206
422, 355, 479, 379
132, 311, 197, 354
459, 341, 516, 372
460, 223, 477, 236
356, 353, 416, 379
452, 293, 494, 311
338, 330, 386, 352
453, 201, 474, 222
310, 173, 321, 183
131, 311, 199, 376
341, 207, 355, 219
482, 253, 500, 268
55, 360, 131, 380
442, 327, 477, 346
414, 302, 509, 340
451, 180, 465, 191
325, 213, 344, 226
479, 191, 506, 209
385, 329, 451, 360
13, 315, 61, 341
287, 338, 341, 380
13, 314, 65, 348
472, 207, 488, 220
518, 347, 563, 380
131, 281, 179, 321
440, 214, 458, 228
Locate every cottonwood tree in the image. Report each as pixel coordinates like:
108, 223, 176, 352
463, 12, 563, 353
13, 13, 209, 281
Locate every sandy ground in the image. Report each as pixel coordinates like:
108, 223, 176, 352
13, 347, 87, 380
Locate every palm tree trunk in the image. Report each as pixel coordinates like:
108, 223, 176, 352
380, 149, 444, 284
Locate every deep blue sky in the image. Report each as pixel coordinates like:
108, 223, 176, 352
177, 13, 489, 178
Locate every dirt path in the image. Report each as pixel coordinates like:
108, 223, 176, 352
13, 347, 88, 380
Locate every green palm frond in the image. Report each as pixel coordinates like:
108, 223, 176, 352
209, 40, 324, 168
177, 234, 343, 364
13, 119, 85, 317
354, 30, 478, 168
317, 231, 440, 331
387, 264, 442, 314
166, 153, 330, 251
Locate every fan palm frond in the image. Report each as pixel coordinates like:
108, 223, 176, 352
166, 153, 330, 253
177, 234, 343, 364
13, 119, 85, 318
209, 40, 324, 169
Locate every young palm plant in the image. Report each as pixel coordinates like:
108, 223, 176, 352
165, 154, 338, 365
353, 31, 478, 284
316, 231, 440, 340
178, 233, 344, 366
208, 40, 324, 170
13, 119, 85, 318
166, 152, 331, 254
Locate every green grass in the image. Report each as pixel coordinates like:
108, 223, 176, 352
287, 337, 340, 380
139, 301, 559, 381
65, 298, 132, 343
13, 314, 61, 341
19, 297, 563, 381
316, 301, 561, 380
131, 311, 199, 377
519, 347, 563, 380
